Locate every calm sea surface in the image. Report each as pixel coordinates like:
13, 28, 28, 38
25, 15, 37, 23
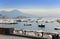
0, 22, 60, 32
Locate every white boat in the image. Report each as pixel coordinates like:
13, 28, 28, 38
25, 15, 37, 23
54, 26, 60, 30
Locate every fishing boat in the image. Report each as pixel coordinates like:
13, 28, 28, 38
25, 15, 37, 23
24, 22, 32, 26
38, 24, 45, 27
54, 26, 60, 30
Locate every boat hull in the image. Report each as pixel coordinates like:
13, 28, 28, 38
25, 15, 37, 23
54, 28, 60, 30
38, 25, 45, 27
24, 24, 31, 26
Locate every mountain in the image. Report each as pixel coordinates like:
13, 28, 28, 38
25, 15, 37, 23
0, 10, 38, 18
0, 10, 60, 18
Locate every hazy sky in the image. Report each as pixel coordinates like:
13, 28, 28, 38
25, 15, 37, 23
0, 0, 60, 15
0, 0, 59, 9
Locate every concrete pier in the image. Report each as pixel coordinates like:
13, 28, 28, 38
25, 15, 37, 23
13, 29, 60, 39
13, 29, 49, 39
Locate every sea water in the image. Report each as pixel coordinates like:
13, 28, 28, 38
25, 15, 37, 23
0, 22, 60, 32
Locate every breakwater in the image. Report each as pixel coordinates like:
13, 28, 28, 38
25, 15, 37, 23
13, 29, 60, 39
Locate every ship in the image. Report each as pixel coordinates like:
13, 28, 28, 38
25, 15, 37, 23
0, 19, 17, 24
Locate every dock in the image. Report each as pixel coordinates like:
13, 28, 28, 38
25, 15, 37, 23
13, 29, 60, 39
13, 29, 51, 39
0, 28, 47, 39
0, 28, 60, 39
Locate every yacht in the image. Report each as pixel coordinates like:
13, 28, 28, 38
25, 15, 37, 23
54, 26, 60, 30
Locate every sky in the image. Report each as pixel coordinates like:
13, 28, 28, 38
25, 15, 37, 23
0, 0, 60, 9
0, 0, 60, 16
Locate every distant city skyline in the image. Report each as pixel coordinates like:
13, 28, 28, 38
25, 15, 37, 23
0, 0, 60, 16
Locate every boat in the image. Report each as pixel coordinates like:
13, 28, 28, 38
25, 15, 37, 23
0, 19, 18, 24
38, 24, 45, 27
24, 23, 32, 26
54, 26, 60, 30
16, 19, 21, 22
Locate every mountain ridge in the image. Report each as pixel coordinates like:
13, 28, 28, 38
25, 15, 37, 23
0, 10, 38, 18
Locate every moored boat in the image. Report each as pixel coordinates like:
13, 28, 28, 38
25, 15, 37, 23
0, 19, 18, 24
38, 24, 45, 27
24, 22, 32, 26
54, 26, 60, 30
